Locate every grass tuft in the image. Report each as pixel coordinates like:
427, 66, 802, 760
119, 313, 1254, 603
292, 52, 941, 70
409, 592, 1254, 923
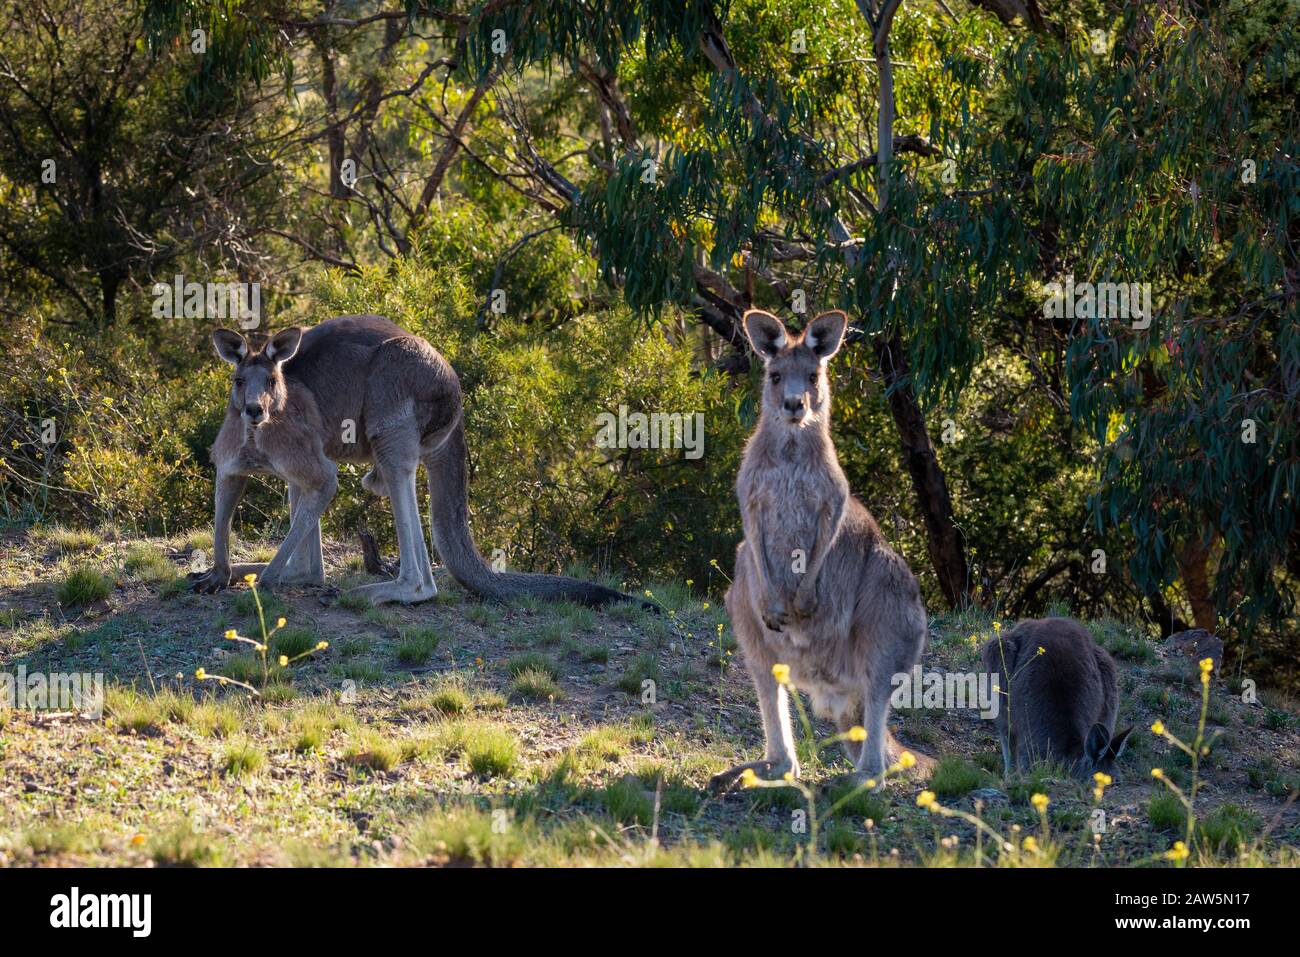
510, 666, 564, 702
55, 565, 111, 607
396, 626, 443, 665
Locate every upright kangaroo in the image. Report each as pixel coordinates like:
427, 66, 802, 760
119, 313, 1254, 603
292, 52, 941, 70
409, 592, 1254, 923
982, 618, 1133, 779
711, 309, 928, 792
190, 314, 638, 608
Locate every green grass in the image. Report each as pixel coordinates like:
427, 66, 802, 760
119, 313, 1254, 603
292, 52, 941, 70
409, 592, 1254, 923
331, 661, 384, 683
1147, 792, 1185, 830
220, 652, 289, 688
510, 666, 564, 702
291, 716, 327, 753
617, 654, 660, 695
150, 823, 226, 867
220, 739, 266, 777
464, 605, 500, 627
506, 652, 560, 680
41, 526, 102, 552
572, 641, 609, 664
231, 587, 288, 623
54, 565, 111, 607
928, 756, 991, 798
270, 626, 319, 659
1197, 803, 1261, 854
405, 808, 523, 866
403, 673, 474, 716
1088, 618, 1157, 663
335, 591, 371, 611
344, 731, 403, 773
396, 626, 443, 665
121, 544, 176, 583
105, 686, 164, 735
601, 776, 655, 826
822, 777, 887, 820
194, 701, 242, 738
178, 529, 214, 553
459, 722, 520, 778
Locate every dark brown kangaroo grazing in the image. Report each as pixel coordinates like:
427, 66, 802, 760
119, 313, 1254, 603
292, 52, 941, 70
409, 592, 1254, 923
711, 309, 929, 792
190, 315, 638, 607
982, 617, 1133, 779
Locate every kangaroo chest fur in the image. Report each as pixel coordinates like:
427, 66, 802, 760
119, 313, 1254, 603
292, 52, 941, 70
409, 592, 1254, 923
738, 428, 848, 601
736, 427, 861, 717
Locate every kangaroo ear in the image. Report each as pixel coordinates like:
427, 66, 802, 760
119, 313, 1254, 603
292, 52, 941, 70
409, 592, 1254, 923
212, 329, 248, 365
804, 310, 848, 360
265, 326, 303, 364
1108, 725, 1134, 760
742, 309, 788, 361
1084, 723, 1110, 764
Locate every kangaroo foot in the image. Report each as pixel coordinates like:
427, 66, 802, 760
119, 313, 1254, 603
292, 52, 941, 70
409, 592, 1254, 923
708, 757, 798, 795
187, 566, 232, 594
342, 578, 437, 607
277, 569, 325, 586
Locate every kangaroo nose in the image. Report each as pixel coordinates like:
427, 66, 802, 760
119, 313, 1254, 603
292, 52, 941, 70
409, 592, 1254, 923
245, 404, 264, 421
783, 396, 804, 413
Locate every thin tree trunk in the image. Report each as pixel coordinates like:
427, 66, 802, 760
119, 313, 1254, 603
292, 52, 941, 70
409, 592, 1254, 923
1177, 534, 1218, 632
876, 335, 971, 607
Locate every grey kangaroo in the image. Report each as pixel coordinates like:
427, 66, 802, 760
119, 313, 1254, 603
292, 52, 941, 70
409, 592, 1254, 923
711, 309, 928, 792
190, 314, 638, 607
982, 617, 1133, 779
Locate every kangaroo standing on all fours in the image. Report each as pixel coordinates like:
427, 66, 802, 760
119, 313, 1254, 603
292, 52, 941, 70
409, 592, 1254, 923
711, 309, 929, 793
189, 314, 639, 609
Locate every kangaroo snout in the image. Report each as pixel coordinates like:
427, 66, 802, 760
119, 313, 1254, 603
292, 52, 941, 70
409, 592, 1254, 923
244, 403, 266, 424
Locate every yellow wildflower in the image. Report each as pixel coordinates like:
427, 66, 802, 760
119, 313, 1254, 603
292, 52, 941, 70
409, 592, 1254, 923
898, 750, 916, 769
771, 663, 791, 684
847, 726, 867, 743
1151, 720, 1165, 735
1031, 792, 1050, 812
1164, 841, 1190, 862
916, 790, 937, 810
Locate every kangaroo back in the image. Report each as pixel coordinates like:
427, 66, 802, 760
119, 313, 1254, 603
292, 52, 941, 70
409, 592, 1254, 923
983, 618, 1124, 778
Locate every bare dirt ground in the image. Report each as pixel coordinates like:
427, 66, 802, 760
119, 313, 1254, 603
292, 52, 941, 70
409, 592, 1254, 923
1, 526, 1296, 867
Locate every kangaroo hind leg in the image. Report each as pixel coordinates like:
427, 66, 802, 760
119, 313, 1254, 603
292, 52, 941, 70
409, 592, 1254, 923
343, 437, 436, 605
279, 483, 325, 585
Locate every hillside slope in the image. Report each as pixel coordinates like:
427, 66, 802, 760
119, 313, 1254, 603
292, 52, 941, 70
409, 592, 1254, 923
1, 528, 1296, 867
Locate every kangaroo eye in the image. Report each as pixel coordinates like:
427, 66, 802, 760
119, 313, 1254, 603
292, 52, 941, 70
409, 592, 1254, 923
769, 372, 781, 385
234, 377, 245, 388
808, 373, 818, 385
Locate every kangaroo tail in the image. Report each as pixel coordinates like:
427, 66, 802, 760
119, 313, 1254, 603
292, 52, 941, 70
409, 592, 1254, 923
423, 418, 647, 609
886, 728, 936, 778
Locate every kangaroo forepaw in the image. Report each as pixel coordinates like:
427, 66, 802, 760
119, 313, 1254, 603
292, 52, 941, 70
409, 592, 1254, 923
761, 602, 789, 632
792, 586, 818, 619
188, 567, 231, 594
708, 758, 798, 795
